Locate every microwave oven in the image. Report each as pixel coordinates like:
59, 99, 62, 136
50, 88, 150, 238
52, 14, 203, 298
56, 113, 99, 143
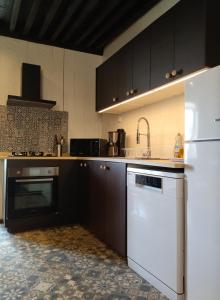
70, 138, 107, 157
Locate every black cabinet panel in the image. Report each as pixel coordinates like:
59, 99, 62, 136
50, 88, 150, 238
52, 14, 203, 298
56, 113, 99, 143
105, 162, 126, 257
174, 0, 206, 77
132, 28, 150, 95
150, 9, 174, 89
89, 161, 106, 241
116, 44, 133, 102
86, 160, 126, 257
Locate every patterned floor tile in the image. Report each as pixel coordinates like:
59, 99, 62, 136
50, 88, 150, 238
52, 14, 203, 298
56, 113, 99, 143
0, 225, 169, 300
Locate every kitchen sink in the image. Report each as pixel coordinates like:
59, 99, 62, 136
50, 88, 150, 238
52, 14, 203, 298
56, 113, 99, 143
126, 157, 164, 160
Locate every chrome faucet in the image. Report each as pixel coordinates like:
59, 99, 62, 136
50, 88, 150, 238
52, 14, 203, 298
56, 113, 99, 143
136, 117, 151, 158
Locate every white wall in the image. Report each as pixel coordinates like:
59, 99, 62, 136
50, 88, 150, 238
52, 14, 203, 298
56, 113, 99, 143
103, 0, 180, 60
0, 36, 102, 144
101, 95, 184, 158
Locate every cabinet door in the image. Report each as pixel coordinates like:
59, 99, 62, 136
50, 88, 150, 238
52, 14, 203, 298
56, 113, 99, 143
150, 9, 174, 89
58, 161, 78, 223
96, 58, 117, 111
77, 161, 90, 227
174, 0, 206, 78
105, 162, 126, 257
116, 44, 133, 103
132, 28, 151, 96
88, 161, 106, 241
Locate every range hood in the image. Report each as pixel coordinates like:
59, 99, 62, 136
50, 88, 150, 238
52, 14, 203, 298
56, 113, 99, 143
7, 63, 56, 109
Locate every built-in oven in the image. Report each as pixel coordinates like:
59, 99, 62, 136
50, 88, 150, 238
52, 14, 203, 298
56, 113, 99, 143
6, 167, 59, 219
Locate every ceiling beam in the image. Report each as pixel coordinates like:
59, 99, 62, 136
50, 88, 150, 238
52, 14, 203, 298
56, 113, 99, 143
23, 0, 41, 35
73, 0, 121, 46
61, 0, 100, 43
38, 0, 62, 39
9, 0, 22, 32
84, 1, 136, 50
51, 0, 82, 41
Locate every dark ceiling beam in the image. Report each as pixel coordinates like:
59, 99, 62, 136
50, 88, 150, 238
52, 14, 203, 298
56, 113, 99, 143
84, 0, 137, 49
38, 0, 62, 39
51, 0, 82, 41
86, 0, 159, 51
61, 0, 100, 43
9, 0, 22, 32
23, 0, 41, 35
74, 0, 122, 47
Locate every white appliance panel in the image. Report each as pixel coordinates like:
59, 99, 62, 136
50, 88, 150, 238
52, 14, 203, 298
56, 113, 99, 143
185, 65, 220, 141
127, 171, 184, 294
185, 141, 220, 300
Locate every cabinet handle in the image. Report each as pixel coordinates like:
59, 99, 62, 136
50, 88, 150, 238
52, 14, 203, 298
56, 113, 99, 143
171, 69, 183, 77
103, 165, 106, 170
130, 89, 134, 95
126, 91, 130, 96
84, 163, 87, 168
171, 69, 177, 77
112, 97, 118, 102
214, 118, 220, 122
80, 163, 83, 167
165, 72, 172, 79
100, 165, 103, 169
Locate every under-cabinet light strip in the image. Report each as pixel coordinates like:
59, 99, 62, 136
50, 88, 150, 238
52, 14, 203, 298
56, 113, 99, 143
98, 68, 208, 113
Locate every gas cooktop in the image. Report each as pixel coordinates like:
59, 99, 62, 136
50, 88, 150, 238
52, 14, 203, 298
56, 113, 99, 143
10, 151, 53, 157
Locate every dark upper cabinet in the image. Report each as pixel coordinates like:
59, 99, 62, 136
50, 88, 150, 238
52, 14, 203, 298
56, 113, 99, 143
96, 59, 117, 111
116, 44, 133, 103
96, 29, 150, 111
96, 0, 220, 111
132, 28, 151, 95
174, 0, 206, 78
150, 0, 220, 88
150, 9, 174, 89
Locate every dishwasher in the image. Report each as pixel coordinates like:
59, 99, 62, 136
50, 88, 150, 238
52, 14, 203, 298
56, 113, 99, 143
127, 167, 184, 300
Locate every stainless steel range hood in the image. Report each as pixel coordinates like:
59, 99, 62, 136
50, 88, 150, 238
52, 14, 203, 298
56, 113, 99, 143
7, 63, 56, 109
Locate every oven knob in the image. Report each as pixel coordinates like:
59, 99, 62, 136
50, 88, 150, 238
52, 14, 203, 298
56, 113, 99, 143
16, 170, 21, 175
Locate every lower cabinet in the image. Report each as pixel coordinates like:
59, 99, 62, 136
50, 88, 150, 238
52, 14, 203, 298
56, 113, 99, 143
58, 160, 79, 223
88, 161, 126, 257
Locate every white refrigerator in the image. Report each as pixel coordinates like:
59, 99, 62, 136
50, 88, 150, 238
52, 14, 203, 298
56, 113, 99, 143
185, 65, 220, 300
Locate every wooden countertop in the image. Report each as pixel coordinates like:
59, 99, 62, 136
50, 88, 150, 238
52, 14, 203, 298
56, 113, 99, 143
0, 154, 184, 169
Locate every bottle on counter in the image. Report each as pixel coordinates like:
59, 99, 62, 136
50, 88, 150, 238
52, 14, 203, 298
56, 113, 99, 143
174, 133, 184, 158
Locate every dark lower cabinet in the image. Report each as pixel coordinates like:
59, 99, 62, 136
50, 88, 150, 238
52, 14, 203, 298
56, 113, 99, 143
58, 160, 78, 223
88, 161, 126, 257
77, 160, 90, 227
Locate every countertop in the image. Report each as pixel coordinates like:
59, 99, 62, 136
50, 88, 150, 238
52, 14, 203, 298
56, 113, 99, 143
0, 153, 184, 168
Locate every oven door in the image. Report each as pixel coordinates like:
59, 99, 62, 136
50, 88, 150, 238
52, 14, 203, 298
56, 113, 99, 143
7, 176, 58, 218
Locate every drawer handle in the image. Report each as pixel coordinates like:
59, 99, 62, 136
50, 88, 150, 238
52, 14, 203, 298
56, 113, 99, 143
214, 118, 220, 122
112, 97, 118, 102
165, 72, 172, 79
171, 69, 183, 77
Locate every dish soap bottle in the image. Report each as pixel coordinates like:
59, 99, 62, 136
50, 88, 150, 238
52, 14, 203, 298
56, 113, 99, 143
174, 133, 184, 158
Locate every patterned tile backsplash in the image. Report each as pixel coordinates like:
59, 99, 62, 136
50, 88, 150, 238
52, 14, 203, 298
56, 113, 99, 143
0, 105, 68, 153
